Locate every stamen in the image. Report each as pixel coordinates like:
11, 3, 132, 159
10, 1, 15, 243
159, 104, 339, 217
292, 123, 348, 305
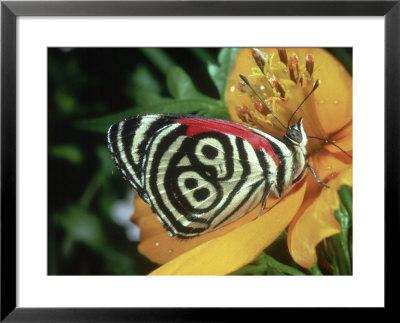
278, 48, 288, 65
306, 54, 314, 76
288, 55, 299, 83
236, 105, 249, 122
251, 48, 267, 73
268, 76, 286, 98
240, 74, 287, 130
254, 100, 268, 115
237, 80, 247, 93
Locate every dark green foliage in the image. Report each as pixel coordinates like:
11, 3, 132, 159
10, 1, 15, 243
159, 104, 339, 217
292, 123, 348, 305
48, 48, 232, 275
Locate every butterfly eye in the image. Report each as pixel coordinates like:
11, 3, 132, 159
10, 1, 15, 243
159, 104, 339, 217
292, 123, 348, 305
286, 128, 303, 144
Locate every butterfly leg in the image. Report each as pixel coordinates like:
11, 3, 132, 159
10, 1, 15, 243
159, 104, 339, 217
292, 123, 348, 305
258, 183, 272, 218
306, 162, 330, 188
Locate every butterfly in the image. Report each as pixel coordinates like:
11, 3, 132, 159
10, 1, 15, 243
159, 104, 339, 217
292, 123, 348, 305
107, 75, 343, 238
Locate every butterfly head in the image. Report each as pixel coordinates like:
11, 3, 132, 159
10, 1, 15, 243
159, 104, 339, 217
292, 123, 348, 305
286, 117, 307, 148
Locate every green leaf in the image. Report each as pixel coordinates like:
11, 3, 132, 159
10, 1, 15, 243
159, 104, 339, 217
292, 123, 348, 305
50, 144, 83, 165
166, 66, 208, 100
132, 89, 165, 107
233, 252, 268, 275
139, 48, 175, 75
202, 105, 230, 120
74, 97, 229, 134
208, 48, 240, 102
55, 90, 77, 116
73, 108, 138, 133
331, 185, 353, 275
102, 247, 134, 275
128, 65, 164, 106
188, 48, 216, 65
338, 185, 353, 222
96, 145, 115, 176
75, 61, 233, 134
307, 263, 323, 275
165, 66, 230, 118
233, 251, 306, 276
264, 254, 307, 275
136, 98, 223, 116
131, 65, 163, 94
56, 205, 105, 250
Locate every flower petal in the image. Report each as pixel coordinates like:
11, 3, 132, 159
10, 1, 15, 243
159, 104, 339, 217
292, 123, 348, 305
133, 197, 278, 265
149, 181, 307, 275
311, 53, 352, 136
323, 121, 352, 154
288, 167, 352, 268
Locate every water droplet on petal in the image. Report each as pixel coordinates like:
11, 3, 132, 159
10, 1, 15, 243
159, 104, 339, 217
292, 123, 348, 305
230, 85, 236, 93
168, 249, 173, 254
155, 242, 159, 247
320, 99, 325, 104
334, 100, 339, 105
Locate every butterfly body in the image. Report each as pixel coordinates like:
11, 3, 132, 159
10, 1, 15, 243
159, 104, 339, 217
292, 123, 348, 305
108, 114, 309, 238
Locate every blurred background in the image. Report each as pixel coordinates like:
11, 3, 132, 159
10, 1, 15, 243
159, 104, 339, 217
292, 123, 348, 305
48, 48, 226, 275
48, 48, 352, 275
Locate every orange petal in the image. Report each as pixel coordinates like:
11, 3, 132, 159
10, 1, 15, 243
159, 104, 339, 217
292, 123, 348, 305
305, 50, 352, 136
288, 167, 352, 268
323, 121, 352, 154
133, 197, 279, 265
149, 181, 307, 275
287, 151, 351, 240
310, 149, 352, 185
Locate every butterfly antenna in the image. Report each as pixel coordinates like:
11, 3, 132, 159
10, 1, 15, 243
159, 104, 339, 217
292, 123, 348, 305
307, 135, 353, 159
240, 74, 287, 130
287, 80, 321, 127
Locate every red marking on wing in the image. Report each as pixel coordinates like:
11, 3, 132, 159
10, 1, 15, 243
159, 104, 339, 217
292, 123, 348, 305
176, 118, 279, 166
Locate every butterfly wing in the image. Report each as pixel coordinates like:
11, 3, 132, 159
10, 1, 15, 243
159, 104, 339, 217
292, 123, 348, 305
108, 114, 280, 238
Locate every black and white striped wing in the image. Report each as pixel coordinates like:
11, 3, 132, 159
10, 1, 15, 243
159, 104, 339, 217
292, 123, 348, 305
108, 114, 279, 238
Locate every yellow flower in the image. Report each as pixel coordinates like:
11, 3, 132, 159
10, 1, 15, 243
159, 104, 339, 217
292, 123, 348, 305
132, 48, 352, 274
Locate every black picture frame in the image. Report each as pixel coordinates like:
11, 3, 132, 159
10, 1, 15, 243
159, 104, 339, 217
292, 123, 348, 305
1, 0, 398, 321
